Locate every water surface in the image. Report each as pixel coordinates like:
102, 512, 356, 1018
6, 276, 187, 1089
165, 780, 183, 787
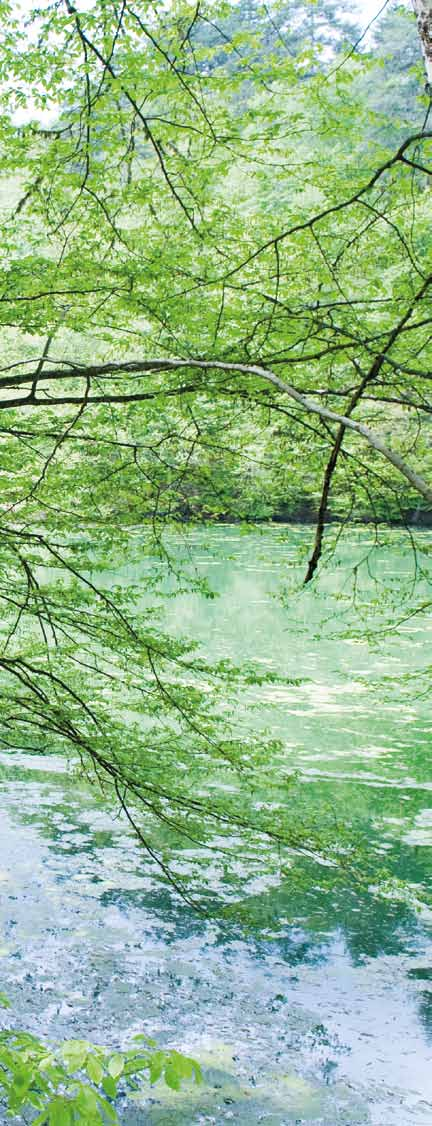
1, 527, 432, 1124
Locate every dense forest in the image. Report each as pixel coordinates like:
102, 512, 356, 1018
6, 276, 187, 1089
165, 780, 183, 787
0, 1, 431, 1122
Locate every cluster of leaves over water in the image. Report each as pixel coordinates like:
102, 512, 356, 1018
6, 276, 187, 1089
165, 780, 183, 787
0, 995, 201, 1124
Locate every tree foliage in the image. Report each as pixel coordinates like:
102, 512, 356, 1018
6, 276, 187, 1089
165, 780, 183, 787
0, 0, 427, 909
0, 991, 201, 1124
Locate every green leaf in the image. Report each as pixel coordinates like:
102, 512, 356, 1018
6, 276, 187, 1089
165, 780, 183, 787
61, 1040, 89, 1071
149, 1053, 164, 1085
102, 1075, 117, 1099
164, 1063, 181, 1091
86, 1054, 103, 1085
107, 1053, 124, 1080
169, 1051, 194, 1079
48, 1097, 73, 1126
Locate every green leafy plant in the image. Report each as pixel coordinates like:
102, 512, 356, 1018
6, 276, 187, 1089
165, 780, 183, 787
0, 1005, 201, 1124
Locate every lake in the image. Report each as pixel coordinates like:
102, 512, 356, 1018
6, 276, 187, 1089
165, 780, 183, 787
0, 526, 431, 1124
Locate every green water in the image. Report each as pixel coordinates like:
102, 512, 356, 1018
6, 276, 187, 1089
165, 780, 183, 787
0, 527, 432, 1124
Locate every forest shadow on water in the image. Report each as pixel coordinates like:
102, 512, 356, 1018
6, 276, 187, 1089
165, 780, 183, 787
0, 528, 432, 1124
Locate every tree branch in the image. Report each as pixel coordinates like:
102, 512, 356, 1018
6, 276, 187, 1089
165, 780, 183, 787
1, 354, 430, 506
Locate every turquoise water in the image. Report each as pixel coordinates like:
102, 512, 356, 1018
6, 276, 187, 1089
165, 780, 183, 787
1, 527, 432, 1123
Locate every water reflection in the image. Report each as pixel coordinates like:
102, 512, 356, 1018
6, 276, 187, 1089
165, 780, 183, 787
1, 528, 432, 1123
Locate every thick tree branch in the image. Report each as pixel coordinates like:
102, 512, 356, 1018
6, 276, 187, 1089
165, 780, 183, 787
1, 354, 431, 505
304, 273, 432, 581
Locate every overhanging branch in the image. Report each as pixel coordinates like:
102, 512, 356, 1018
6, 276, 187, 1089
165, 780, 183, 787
1, 354, 431, 506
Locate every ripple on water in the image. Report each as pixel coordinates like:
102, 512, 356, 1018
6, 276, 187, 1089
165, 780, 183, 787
1, 528, 432, 1124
